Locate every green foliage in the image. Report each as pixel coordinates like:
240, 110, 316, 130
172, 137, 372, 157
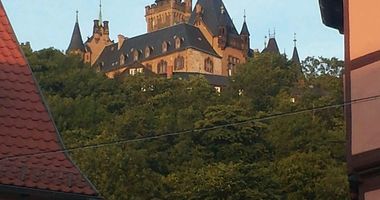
24, 47, 349, 199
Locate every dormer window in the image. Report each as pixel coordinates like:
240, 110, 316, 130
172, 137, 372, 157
145, 46, 152, 58
175, 37, 183, 49
162, 41, 169, 53
133, 50, 140, 61
120, 54, 126, 65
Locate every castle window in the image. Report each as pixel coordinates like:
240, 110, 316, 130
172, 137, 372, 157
137, 68, 144, 74
174, 56, 184, 71
129, 68, 136, 76
157, 60, 168, 74
162, 41, 169, 53
133, 50, 140, 61
204, 58, 214, 73
120, 54, 126, 65
145, 47, 152, 58
175, 37, 183, 49
227, 56, 240, 76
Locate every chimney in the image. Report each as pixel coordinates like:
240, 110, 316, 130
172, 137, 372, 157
93, 20, 100, 33
118, 34, 126, 50
103, 21, 109, 34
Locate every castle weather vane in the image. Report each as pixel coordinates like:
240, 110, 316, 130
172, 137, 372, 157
76, 10, 79, 23
243, 9, 246, 22
99, 0, 103, 26
293, 33, 297, 47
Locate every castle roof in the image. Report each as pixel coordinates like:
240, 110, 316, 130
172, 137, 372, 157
97, 23, 219, 72
240, 21, 250, 36
0, 2, 101, 199
67, 20, 85, 53
189, 0, 239, 37
262, 37, 280, 54
291, 46, 301, 65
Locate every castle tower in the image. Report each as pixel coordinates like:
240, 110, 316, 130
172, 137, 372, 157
262, 30, 280, 54
145, 0, 192, 33
84, 0, 113, 65
240, 11, 250, 58
291, 33, 301, 65
67, 11, 85, 55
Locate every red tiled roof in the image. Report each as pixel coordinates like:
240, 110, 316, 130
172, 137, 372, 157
0, 2, 101, 198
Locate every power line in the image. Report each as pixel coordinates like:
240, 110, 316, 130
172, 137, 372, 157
1, 93, 379, 162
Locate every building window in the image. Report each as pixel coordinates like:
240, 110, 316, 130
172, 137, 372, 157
174, 56, 185, 71
175, 37, 183, 49
162, 41, 169, 53
129, 68, 136, 76
204, 57, 214, 73
227, 56, 240, 76
215, 86, 221, 93
157, 60, 168, 74
133, 50, 139, 61
120, 54, 126, 65
145, 47, 152, 58
137, 68, 143, 74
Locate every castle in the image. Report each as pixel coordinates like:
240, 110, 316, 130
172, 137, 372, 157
67, 0, 300, 87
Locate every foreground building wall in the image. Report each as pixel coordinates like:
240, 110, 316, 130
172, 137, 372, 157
320, 0, 380, 199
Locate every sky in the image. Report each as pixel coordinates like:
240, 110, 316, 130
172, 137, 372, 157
2, 0, 344, 60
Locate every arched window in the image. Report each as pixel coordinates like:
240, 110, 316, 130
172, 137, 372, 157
175, 37, 183, 49
174, 56, 185, 71
204, 58, 214, 73
157, 60, 168, 74
120, 54, 126, 65
145, 47, 152, 58
133, 50, 140, 61
162, 41, 169, 53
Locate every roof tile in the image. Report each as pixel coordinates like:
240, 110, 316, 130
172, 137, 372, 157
0, 1, 101, 198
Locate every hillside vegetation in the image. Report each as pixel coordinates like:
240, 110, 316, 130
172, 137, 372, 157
23, 46, 348, 200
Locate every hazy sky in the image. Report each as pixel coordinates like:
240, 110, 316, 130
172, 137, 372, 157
2, 0, 344, 60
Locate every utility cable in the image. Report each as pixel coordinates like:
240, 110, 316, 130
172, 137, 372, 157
0, 93, 379, 162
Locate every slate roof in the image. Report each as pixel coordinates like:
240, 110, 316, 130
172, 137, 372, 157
67, 21, 85, 53
0, 2, 101, 199
189, 0, 239, 37
97, 23, 219, 72
240, 21, 250, 36
262, 38, 280, 54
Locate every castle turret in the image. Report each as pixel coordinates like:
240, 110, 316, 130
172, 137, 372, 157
262, 30, 280, 55
240, 12, 250, 57
67, 11, 85, 55
218, 5, 228, 50
291, 33, 301, 65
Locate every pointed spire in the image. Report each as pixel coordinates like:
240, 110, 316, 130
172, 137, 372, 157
292, 33, 301, 65
262, 30, 280, 54
99, 0, 103, 26
243, 9, 246, 22
76, 10, 79, 23
240, 10, 250, 36
67, 11, 85, 54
